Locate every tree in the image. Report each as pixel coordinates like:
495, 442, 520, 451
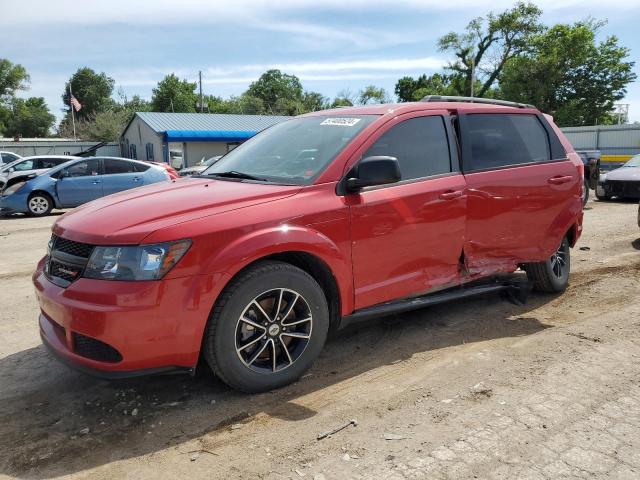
62, 67, 115, 121
0, 59, 29, 98
302, 91, 328, 112
246, 70, 304, 114
500, 20, 637, 126
330, 89, 356, 108
395, 73, 461, 101
4, 97, 55, 137
438, 2, 542, 97
151, 74, 198, 113
357, 85, 390, 105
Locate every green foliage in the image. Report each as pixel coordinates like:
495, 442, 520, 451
0, 59, 30, 99
151, 74, 198, 112
3, 97, 55, 137
439, 2, 543, 97
62, 67, 115, 121
247, 70, 304, 114
357, 85, 390, 105
499, 20, 637, 126
395, 73, 462, 101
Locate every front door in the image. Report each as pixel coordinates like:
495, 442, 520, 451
349, 113, 467, 310
459, 112, 580, 274
56, 158, 103, 207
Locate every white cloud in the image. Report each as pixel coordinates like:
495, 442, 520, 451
5, 0, 640, 25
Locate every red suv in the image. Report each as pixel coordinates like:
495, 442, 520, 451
34, 97, 583, 392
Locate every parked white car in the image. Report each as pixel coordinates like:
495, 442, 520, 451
0, 151, 21, 166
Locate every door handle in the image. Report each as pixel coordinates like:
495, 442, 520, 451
92, 180, 101, 184
439, 190, 463, 200
547, 175, 573, 185
133, 177, 141, 182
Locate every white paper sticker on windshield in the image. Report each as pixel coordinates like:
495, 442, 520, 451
320, 118, 361, 127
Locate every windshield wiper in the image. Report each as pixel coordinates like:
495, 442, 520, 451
205, 170, 267, 182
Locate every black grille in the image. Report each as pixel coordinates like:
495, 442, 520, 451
73, 333, 123, 363
49, 260, 83, 282
51, 235, 94, 258
46, 235, 95, 287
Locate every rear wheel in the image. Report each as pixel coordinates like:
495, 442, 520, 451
203, 261, 329, 393
525, 237, 571, 293
27, 193, 53, 217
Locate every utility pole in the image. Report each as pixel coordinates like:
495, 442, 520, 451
69, 84, 77, 140
199, 70, 203, 113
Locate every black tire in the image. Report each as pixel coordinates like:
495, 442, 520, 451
203, 261, 329, 393
27, 192, 53, 217
525, 237, 570, 293
595, 184, 610, 201
582, 178, 590, 206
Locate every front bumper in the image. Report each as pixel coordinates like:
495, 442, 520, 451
0, 192, 29, 214
599, 180, 640, 199
33, 258, 227, 376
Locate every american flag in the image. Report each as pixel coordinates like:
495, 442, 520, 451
70, 94, 82, 112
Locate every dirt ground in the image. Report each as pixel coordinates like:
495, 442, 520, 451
1, 198, 639, 480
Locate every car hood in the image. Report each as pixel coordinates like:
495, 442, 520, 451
53, 177, 302, 245
605, 166, 640, 181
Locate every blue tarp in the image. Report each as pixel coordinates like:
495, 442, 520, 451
164, 130, 258, 142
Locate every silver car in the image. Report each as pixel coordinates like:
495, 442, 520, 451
596, 155, 640, 200
178, 156, 222, 177
0, 151, 21, 166
0, 155, 78, 188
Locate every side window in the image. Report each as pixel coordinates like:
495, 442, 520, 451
363, 116, 451, 181
134, 162, 150, 173
463, 114, 551, 171
38, 158, 61, 169
65, 159, 101, 177
14, 159, 35, 171
104, 159, 137, 174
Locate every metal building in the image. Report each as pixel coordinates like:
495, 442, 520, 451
120, 112, 291, 169
561, 124, 640, 170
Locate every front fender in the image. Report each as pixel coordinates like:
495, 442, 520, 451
205, 225, 354, 315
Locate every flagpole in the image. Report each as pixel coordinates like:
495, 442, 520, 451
69, 84, 77, 140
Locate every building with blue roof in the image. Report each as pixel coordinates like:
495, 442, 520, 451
120, 112, 291, 169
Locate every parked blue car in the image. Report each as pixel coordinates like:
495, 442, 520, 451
0, 157, 171, 217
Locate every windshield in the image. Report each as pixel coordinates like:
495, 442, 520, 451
202, 115, 377, 185
623, 155, 640, 167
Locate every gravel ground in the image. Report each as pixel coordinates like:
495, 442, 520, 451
0, 198, 639, 480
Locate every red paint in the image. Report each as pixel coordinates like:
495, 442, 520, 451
35, 102, 583, 374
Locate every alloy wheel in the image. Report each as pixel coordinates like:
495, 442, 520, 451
28, 196, 49, 215
549, 241, 569, 279
235, 288, 313, 374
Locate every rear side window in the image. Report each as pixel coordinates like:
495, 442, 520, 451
134, 162, 150, 172
463, 114, 551, 171
104, 159, 137, 174
364, 116, 451, 181
38, 158, 66, 169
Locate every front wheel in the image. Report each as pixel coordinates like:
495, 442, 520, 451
595, 184, 610, 201
525, 237, 571, 293
27, 193, 53, 217
203, 261, 329, 393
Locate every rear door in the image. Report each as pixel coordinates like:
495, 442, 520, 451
459, 111, 579, 274
101, 158, 145, 196
348, 112, 467, 309
56, 159, 103, 207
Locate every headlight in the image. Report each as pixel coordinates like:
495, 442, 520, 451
83, 239, 191, 281
1, 181, 26, 197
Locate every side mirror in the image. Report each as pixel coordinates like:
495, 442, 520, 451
8, 167, 14, 173
346, 156, 401, 192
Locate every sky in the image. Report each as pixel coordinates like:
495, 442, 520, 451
2, 0, 640, 124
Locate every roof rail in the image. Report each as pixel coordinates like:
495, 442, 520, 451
421, 95, 535, 109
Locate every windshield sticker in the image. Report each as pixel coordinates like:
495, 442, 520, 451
320, 118, 361, 127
